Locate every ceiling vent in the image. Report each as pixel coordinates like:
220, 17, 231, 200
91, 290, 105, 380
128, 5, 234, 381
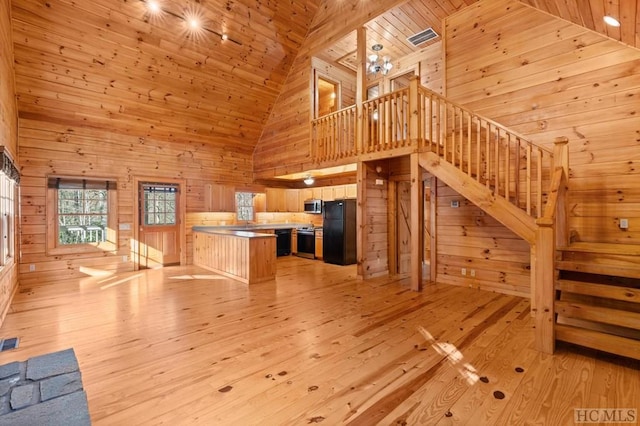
407, 28, 438, 47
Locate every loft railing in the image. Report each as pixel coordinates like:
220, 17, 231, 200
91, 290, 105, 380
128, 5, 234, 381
310, 77, 556, 219
362, 88, 411, 153
310, 105, 357, 162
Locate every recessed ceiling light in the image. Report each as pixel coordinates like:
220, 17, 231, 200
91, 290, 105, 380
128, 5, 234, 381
221, 33, 228, 41
188, 18, 200, 30
603, 15, 620, 27
147, 0, 161, 13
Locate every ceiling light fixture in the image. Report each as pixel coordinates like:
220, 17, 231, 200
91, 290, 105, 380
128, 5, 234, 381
139, 0, 242, 45
304, 176, 315, 186
367, 44, 393, 76
147, 0, 161, 14
603, 15, 621, 27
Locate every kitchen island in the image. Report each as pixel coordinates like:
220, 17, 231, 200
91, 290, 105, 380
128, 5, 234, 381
193, 229, 276, 284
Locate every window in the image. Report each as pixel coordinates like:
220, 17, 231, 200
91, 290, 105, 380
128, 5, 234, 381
47, 177, 118, 254
236, 192, 254, 221
0, 174, 16, 265
142, 184, 177, 226
0, 148, 19, 267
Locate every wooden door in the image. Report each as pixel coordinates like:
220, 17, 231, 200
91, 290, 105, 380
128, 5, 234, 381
138, 182, 181, 268
397, 181, 411, 274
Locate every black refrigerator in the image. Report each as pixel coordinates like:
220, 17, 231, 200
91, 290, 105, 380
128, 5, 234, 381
323, 198, 357, 265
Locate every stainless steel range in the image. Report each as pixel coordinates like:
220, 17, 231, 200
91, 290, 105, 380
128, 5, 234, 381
296, 226, 315, 259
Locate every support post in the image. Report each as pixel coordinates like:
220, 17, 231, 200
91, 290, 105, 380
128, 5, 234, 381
533, 220, 555, 354
410, 153, 423, 291
408, 75, 420, 148
355, 27, 366, 155
356, 161, 367, 279
553, 137, 569, 247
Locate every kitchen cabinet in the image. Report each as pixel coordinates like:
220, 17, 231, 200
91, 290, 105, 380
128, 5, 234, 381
265, 188, 286, 212
315, 228, 323, 259
253, 193, 266, 212
321, 187, 334, 202
333, 185, 346, 200
205, 184, 236, 212
291, 229, 297, 254
285, 189, 299, 212
345, 183, 357, 198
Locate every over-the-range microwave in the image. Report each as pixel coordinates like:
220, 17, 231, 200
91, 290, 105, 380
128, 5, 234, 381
304, 199, 322, 214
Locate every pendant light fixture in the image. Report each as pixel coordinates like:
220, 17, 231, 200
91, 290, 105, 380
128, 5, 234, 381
367, 44, 393, 76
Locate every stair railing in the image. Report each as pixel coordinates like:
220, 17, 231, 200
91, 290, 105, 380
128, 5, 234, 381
414, 81, 554, 220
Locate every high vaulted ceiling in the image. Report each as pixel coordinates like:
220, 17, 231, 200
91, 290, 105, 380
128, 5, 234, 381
11, 0, 319, 154
10, 0, 640, 157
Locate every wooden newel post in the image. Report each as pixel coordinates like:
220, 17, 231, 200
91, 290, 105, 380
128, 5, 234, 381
408, 75, 420, 148
553, 136, 569, 248
533, 219, 555, 354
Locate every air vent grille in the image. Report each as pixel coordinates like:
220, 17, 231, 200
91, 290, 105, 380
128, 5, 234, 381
407, 28, 438, 47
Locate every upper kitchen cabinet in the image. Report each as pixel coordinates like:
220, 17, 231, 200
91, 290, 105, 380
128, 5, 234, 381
285, 189, 299, 212
205, 184, 236, 212
266, 188, 286, 212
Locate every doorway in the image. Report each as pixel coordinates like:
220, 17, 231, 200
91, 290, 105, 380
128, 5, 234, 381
315, 74, 341, 118
395, 179, 431, 276
135, 180, 185, 269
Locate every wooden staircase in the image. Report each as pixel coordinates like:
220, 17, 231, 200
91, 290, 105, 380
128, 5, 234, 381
311, 76, 639, 359
555, 243, 640, 359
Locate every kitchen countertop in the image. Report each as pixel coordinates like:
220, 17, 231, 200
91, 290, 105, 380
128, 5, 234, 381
193, 223, 314, 233
194, 229, 277, 238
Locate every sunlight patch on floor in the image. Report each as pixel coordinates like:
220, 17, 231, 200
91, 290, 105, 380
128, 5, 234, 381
419, 326, 479, 385
98, 273, 145, 290
169, 274, 227, 280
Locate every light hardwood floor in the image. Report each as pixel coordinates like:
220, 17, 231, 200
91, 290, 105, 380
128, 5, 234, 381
0, 256, 638, 424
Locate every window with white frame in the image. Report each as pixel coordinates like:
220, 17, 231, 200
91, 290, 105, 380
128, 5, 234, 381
236, 192, 254, 221
0, 174, 16, 265
0, 149, 19, 267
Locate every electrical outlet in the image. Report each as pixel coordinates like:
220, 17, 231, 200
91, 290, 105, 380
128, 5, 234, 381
470, 269, 476, 277
122, 255, 128, 262
461, 268, 467, 276
29, 264, 36, 272
620, 218, 629, 229
451, 200, 460, 208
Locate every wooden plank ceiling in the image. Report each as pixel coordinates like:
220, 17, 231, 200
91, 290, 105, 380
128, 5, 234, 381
10, 0, 319, 153
10, 0, 640, 154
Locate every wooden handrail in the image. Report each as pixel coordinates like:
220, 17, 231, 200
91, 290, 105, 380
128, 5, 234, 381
311, 78, 558, 221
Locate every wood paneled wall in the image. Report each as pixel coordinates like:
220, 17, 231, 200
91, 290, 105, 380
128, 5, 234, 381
253, 0, 409, 179
446, 0, 640, 245
18, 120, 253, 285
360, 161, 388, 278
0, 0, 18, 324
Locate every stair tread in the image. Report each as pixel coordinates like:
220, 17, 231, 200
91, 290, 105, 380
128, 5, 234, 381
556, 260, 640, 279
556, 279, 640, 303
558, 242, 640, 256
556, 324, 640, 360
